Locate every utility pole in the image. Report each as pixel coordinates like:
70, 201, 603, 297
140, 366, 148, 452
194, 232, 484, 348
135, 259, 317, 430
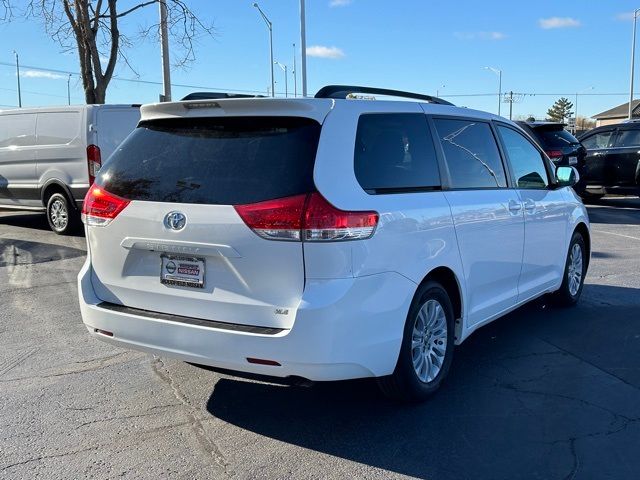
508, 91, 514, 120
629, 8, 640, 119
13, 51, 22, 108
159, 0, 172, 102
293, 43, 297, 97
67, 74, 72, 105
300, 0, 308, 97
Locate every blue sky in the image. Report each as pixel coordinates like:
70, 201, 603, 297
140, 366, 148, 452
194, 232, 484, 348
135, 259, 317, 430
0, 0, 638, 119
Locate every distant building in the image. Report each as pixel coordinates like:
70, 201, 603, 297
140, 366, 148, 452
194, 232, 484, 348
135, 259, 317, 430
592, 100, 640, 126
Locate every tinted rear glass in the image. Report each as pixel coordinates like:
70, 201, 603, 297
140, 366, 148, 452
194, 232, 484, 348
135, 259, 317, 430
534, 128, 579, 148
96, 116, 321, 205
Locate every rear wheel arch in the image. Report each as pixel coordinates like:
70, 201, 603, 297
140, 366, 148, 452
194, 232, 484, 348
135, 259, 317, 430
41, 181, 76, 211
419, 266, 463, 342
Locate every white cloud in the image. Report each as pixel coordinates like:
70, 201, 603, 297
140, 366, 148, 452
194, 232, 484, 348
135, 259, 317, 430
539, 17, 581, 29
306, 45, 345, 59
454, 31, 507, 41
616, 12, 635, 21
21, 69, 66, 80
329, 0, 352, 6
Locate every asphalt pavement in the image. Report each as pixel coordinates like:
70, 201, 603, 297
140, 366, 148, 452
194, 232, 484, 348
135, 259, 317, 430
1, 197, 639, 480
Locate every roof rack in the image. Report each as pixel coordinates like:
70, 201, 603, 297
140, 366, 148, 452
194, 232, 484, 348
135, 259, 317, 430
181, 92, 264, 101
315, 85, 454, 106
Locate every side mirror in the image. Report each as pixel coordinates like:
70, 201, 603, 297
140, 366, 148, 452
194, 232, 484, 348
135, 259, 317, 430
556, 166, 580, 187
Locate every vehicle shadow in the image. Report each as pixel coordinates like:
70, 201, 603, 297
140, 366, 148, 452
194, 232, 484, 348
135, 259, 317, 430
205, 284, 640, 479
585, 197, 640, 226
0, 211, 84, 237
0, 238, 86, 267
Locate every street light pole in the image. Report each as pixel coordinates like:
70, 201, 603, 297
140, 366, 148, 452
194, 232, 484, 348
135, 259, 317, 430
436, 84, 445, 98
300, 0, 307, 97
292, 43, 297, 97
483, 66, 502, 116
275, 61, 288, 97
254, 3, 275, 97
67, 74, 72, 105
629, 9, 640, 120
13, 50, 22, 108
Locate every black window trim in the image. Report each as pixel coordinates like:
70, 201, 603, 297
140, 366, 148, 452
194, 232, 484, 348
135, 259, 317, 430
353, 112, 445, 196
494, 121, 557, 191
428, 114, 513, 191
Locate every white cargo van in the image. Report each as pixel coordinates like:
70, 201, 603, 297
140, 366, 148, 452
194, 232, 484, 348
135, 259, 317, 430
0, 105, 140, 234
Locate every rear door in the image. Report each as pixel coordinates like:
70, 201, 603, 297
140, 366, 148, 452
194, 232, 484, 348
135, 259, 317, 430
432, 117, 524, 326
88, 114, 323, 330
610, 127, 640, 186
581, 128, 617, 186
495, 124, 568, 299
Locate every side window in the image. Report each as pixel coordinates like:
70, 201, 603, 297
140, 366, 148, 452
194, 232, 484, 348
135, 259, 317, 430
581, 130, 615, 149
354, 113, 440, 192
497, 125, 549, 189
614, 129, 640, 148
37, 112, 80, 146
0, 114, 36, 148
433, 119, 507, 189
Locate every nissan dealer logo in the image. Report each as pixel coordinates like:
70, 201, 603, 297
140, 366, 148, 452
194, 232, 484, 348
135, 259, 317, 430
164, 211, 187, 231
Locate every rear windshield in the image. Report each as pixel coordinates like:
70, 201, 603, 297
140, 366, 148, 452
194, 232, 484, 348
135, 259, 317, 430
533, 128, 579, 148
96, 116, 321, 205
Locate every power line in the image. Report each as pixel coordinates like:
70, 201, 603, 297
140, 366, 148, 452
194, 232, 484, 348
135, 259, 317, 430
0, 60, 269, 95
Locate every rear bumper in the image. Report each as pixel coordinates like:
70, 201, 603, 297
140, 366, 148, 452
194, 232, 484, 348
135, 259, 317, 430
77, 259, 416, 381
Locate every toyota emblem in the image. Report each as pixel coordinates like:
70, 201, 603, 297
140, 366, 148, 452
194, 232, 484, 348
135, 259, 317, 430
164, 211, 187, 231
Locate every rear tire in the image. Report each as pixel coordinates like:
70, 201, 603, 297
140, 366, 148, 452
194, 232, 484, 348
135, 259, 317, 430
46, 192, 78, 235
377, 281, 455, 402
554, 232, 587, 307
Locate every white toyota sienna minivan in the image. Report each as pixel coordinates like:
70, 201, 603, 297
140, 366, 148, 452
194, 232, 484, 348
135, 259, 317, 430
78, 86, 590, 401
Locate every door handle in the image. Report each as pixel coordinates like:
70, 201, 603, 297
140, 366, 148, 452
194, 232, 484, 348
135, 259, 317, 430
508, 200, 522, 213
523, 199, 536, 211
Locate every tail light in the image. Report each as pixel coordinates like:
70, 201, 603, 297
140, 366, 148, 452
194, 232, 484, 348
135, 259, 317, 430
546, 150, 563, 162
81, 186, 130, 227
235, 192, 379, 242
87, 144, 102, 184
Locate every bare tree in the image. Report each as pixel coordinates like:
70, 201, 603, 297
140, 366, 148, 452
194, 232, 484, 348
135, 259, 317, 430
2, 1, 214, 104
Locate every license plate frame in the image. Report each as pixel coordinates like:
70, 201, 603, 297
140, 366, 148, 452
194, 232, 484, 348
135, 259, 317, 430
160, 254, 205, 289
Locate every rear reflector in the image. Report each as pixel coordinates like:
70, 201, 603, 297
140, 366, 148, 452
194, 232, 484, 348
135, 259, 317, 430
234, 192, 379, 242
545, 150, 563, 161
87, 144, 102, 184
81, 187, 130, 227
246, 357, 281, 366
94, 328, 114, 337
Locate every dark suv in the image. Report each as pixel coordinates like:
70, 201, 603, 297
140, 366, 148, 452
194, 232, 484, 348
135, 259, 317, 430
516, 121, 586, 193
578, 122, 640, 198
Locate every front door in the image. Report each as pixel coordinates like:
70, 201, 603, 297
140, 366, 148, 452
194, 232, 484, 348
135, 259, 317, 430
496, 125, 569, 301
581, 128, 617, 188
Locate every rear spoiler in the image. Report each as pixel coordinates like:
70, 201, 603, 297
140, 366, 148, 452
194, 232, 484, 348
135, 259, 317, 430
140, 98, 334, 123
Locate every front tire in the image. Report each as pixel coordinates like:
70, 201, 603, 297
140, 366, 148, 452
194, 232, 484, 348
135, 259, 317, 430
46, 193, 77, 235
377, 281, 455, 402
555, 232, 587, 307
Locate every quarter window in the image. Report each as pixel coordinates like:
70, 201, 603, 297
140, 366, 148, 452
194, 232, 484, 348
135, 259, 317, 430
433, 119, 507, 189
497, 126, 549, 189
354, 113, 440, 192
37, 112, 80, 146
581, 130, 615, 149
